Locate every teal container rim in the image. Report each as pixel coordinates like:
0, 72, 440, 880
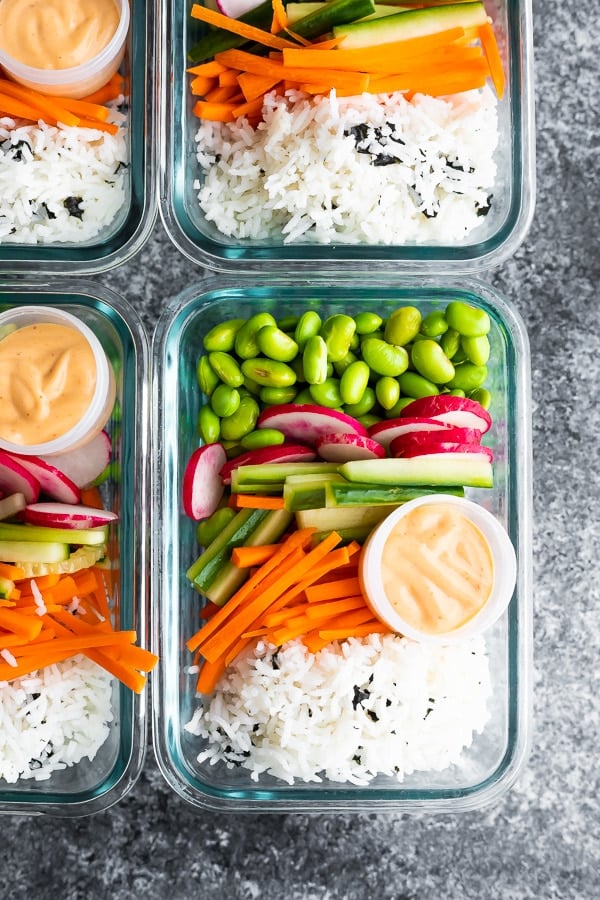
158, 0, 536, 274
0, 0, 157, 276
0, 280, 151, 817
151, 273, 533, 814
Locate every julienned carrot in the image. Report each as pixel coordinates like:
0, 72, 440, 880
271, 0, 288, 34
79, 486, 105, 509
233, 494, 286, 509
82, 72, 126, 103
231, 544, 279, 569
318, 622, 391, 641
58, 97, 110, 121
215, 49, 370, 93
190, 4, 298, 51
237, 72, 282, 102
219, 69, 240, 87
191, 74, 217, 96
0, 608, 43, 641
0, 93, 48, 124
75, 118, 120, 135
0, 79, 80, 127
192, 100, 236, 122
187, 60, 227, 77
305, 576, 362, 602
479, 21, 505, 99
0, 563, 25, 581
206, 84, 242, 104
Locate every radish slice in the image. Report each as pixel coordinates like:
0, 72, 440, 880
390, 426, 482, 457
220, 443, 316, 485
7, 453, 81, 504
216, 0, 262, 16
183, 443, 227, 520
0, 451, 40, 504
39, 431, 112, 488
400, 396, 492, 433
368, 417, 453, 451
257, 404, 368, 448
396, 442, 494, 461
316, 433, 386, 462
24, 502, 118, 529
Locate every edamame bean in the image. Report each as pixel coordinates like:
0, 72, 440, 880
256, 325, 299, 362
241, 358, 297, 388
340, 360, 370, 405
440, 328, 461, 360
210, 384, 240, 418
375, 376, 400, 410
278, 315, 300, 332
208, 351, 244, 387
197, 406, 221, 443
220, 395, 260, 441
235, 313, 277, 359
384, 396, 418, 418
354, 311, 383, 335
361, 338, 409, 377
294, 311, 322, 349
447, 364, 488, 392
294, 388, 314, 405
243, 376, 262, 396
357, 414, 382, 429
384, 307, 422, 346
303, 335, 328, 385
203, 318, 245, 352
197, 507, 237, 547
461, 334, 491, 367
197, 356, 220, 396
333, 351, 358, 378
240, 428, 286, 450
290, 356, 307, 383
469, 387, 492, 410
259, 386, 297, 405
445, 301, 490, 337
309, 378, 342, 408
420, 310, 449, 338
411, 339, 455, 385
344, 386, 376, 418
447, 389, 466, 398
350, 333, 360, 351
399, 371, 439, 399
320, 315, 356, 362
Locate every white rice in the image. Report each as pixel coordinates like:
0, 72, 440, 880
195, 87, 498, 244
0, 655, 113, 783
186, 633, 491, 785
0, 113, 128, 244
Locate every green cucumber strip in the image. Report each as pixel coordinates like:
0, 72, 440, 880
295, 504, 398, 532
287, 0, 376, 40
339, 455, 494, 488
230, 471, 284, 494
0, 522, 108, 546
187, 508, 266, 585
283, 474, 345, 512
311, 524, 374, 545
236, 462, 339, 485
0, 541, 70, 563
286, 2, 407, 26
325, 482, 464, 507
188, 0, 274, 62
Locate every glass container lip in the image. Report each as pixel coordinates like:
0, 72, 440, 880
0, 279, 151, 817
151, 273, 533, 813
158, 0, 536, 275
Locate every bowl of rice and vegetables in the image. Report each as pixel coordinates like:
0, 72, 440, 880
0, 288, 155, 815
152, 278, 532, 812
160, 0, 534, 269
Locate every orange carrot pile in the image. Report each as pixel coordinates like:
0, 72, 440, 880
0, 566, 157, 693
187, 528, 390, 693
188, 4, 505, 123
0, 74, 126, 133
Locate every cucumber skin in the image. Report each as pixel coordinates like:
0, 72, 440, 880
296, 503, 398, 532
339, 455, 494, 488
188, 1, 274, 62
187, 508, 266, 585
326, 482, 465, 507
0, 540, 70, 564
236, 462, 339, 484
0, 522, 108, 546
333, 1, 488, 48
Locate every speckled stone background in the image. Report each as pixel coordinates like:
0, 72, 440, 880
1, 0, 599, 897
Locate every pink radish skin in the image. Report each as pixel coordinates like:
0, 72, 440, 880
257, 404, 368, 448
396, 442, 494, 461
316, 433, 386, 463
216, 0, 262, 16
390, 426, 482, 456
0, 451, 40, 504
24, 502, 118, 529
8, 453, 81, 504
368, 417, 453, 451
400, 396, 492, 433
183, 443, 227, 521
39, 431, 112, 488
220, 443, 316, 485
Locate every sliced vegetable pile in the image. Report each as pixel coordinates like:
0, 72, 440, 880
182, 299, 495, 692
187, 0, 504, 123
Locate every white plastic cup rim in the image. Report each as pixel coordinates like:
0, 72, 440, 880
0, 305, 115, 457
360, 493, 518, 644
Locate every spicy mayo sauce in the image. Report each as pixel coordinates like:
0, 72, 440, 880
0, 323, 97, 445
380, 502, 494, 635
0, 0, 120, 70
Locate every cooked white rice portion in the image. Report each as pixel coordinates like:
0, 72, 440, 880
186, 633, 491, 785
0, 116, 128, 244
195, 87, 498, 245
0, 655, 113, 784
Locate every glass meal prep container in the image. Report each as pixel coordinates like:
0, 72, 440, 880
0, 0, 156, 275
0, 282, 150, 816
151, 275, 532, 813
158, 0, 535, 272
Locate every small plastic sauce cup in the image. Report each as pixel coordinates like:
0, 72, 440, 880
0, 306, 115, 457
359, 494, 517, 643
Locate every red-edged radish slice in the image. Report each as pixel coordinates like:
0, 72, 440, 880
257, 404, 368, 447
368, 417, 452, 451
0, 492, 27, 521
0, 451, 40, 504
183, 443, 227, 520
396, 442, 494, 461
316, 433, 386, 462
400, 396, 492, 433
39, 430, 112, 488
220, 443, 316, 485
390, 426, 483, 457
216, 0, 262, 16
7, 453, 81, 504
23, 502, 118, 529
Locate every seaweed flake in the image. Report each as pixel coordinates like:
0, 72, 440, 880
4, 139, 31, 161
345, 122, 406, 166
445, 157, 475, 174
476, 194, 493, 217
63, 196, 84, 219
366, 709, 379, 722
41, 202, 56, 221
271, 651, 280, 670
352, 684, 370, 710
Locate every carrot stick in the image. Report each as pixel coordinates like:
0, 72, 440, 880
58, 97, 110, 121
205, 84, 242, 103
479, 21, 505, 99
82, 72, 125, 103
191, 74, 218, 96
10, 631, 136, 656
304, 595, 368, 619
74, 118, 120, 135
192, 100, 237, 122
0, 608, 43, 642
305, 576, 362, 602
318, 622, 391, 641
0, 79, 80, 127
233, 494, 286, 509
0, 563, 25, 581
219, 69, 241, 87
197, 657, 227, 694
187, 60, 227, 77
199, 600, 221, 620
79, 486, 105, 509
0, 93, 49, 124
190, 4, 298, 51
231, 544, 279, 569
271, 0, 288, 33
215, 49, 370, 92
237, 72, 281, 102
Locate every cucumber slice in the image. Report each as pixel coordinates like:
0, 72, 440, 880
325, 482, 464, 507
0, 522, 108, 546
230, 471, 284, 494
187, 508, 268, 587
311, 524, 374, 545
286, 2, 406, 26
339, 454, 494, 488
16, 545, 107, 578
333, 1, 488, 49
0, 540, 70, 564
295, 504, 398, 532
284, 474, 345, 512
236, 462, 339, 485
